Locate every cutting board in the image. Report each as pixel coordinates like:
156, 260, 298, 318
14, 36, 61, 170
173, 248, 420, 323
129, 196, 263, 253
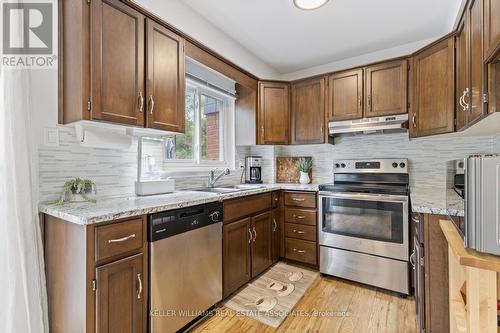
276, 156, 312, 183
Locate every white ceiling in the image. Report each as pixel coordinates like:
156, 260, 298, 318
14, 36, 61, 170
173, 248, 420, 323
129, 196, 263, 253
180, 0, 463, 75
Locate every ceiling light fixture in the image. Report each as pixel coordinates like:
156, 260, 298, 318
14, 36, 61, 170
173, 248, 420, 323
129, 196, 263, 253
293, 0, 330, 10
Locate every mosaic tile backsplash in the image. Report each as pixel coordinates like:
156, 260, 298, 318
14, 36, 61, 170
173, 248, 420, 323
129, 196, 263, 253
38, 126, 498, 201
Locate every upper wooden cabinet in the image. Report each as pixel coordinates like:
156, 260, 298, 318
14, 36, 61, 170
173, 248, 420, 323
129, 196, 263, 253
327, 60, 408, 122
146, 19, 185, 132
59, 0, 186, 133
410, 37, 455, 138
328, 69, 363, 121
91, 0, 145, 126
257, 82, 290, 145
484, 0, 500, 60
364, 60, 408, 117
456, 0, 488, 130
291, 77, 326, 144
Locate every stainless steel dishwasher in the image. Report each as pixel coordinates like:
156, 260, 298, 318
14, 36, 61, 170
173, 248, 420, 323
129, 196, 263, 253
148, 202, 223, 333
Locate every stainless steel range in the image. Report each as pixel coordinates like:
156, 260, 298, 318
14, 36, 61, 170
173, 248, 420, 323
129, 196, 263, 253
318, 159, 410, 295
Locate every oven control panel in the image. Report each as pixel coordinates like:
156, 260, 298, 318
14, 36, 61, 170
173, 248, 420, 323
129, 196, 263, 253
334, 159, 408, 173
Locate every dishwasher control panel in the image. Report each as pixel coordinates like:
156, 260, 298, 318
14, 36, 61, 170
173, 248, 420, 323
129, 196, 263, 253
148, 202, 223, 242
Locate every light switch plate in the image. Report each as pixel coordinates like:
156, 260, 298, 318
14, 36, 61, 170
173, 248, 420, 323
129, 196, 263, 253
43, 127, 59, 147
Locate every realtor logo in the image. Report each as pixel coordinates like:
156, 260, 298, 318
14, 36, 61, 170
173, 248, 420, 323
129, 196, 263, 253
1, 1, 56, 68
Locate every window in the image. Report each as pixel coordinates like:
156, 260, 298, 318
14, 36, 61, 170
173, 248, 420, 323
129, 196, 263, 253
163, 80, 235, 171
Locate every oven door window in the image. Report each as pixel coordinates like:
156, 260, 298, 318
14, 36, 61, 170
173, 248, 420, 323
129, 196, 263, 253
321, 197, 404, 243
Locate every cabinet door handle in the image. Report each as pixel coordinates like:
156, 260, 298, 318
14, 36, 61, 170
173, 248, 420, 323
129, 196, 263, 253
409, 250, 416, 269
273, 218, 277, 232
459, 90, 467, 111
108, 234, 136, 244
293, 229, 306, 234
293, 248, 306, 253
463, 88, 470, 112
292, 198, 305, 202
248, 228, 252, 244
137, 273, 143, 299
412, 114, 417, 128
261, 126, 264, 140
138, 92, 144, 113
358, 95, 362, 109
367, 95, 372, 110
148, 95, 155, 115
292, 214, 305, 219
252, 227, 257, 242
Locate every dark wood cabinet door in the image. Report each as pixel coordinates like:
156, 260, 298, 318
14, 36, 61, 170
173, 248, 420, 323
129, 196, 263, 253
424, 215, 449, 333
467, 0, 486, 125
96, 253, 145, 333
411, 37, 455, 137
258, 82, 290, 144
456, 17, 468, 130
327, 69, 363, 121
223, 218, 251, 297
484, 0, 500, 60
271, 208, 281, 263
291, 77, 325, 144
364, 60, 408, 117
91, 0, 145, 126
146, 19, 185, 132
251, 211, 273, 277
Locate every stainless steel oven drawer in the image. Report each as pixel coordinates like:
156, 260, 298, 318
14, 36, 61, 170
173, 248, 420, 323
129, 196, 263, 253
320, 246, 409, 294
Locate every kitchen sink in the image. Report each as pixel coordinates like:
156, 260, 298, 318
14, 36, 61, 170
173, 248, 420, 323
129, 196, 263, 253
222, 184, 266, 190
193, 187, 242, 193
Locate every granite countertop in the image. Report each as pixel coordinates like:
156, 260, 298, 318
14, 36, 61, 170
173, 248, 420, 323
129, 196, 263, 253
410, 187, 464, 217
39, 183, 319, 225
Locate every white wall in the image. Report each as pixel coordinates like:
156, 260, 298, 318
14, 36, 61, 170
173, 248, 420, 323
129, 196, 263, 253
132, 0, 280, 79
281, 37, 438, 81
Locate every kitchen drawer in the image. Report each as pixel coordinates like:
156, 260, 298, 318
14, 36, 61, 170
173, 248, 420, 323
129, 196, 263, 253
284, 223, 316, 242
285, 208, 316, 226
224, 193, 272, 223
285, 238, 317, 265
284, 191, 316, 208
95, 218, 143, 262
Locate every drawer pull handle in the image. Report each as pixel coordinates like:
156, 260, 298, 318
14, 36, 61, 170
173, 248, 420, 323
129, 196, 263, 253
292, 215, 305, 219
293, 248, 306, 253
273, 218, 277, 232
137, 273, 143, 299
293, 229, 306, 234
108, 234, 136, 244
292, 198, 305, 202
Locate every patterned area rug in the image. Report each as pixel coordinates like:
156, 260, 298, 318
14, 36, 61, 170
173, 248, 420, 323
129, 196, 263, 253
223, 262, 319, 328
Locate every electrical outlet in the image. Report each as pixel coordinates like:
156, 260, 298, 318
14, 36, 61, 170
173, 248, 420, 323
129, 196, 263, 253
43, 127, 59, 147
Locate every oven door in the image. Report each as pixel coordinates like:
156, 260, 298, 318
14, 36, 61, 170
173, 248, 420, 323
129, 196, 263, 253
319, 192, 409, 261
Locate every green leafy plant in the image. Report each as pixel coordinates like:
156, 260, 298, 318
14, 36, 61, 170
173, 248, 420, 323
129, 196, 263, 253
56, 178, 97, 205
296, 158, 312, 173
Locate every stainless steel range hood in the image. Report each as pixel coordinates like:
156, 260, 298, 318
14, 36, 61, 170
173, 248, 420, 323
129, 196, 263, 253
328, 114, 409, 137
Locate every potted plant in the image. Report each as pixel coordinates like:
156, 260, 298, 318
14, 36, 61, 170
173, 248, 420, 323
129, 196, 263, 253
56, 178, 97, 204
296, 158, 312, 184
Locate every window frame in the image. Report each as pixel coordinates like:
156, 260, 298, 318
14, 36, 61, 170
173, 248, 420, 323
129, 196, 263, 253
162, 79, 236, 174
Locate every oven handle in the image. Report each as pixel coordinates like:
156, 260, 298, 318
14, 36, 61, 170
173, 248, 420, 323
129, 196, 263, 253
318, 192, 408, 203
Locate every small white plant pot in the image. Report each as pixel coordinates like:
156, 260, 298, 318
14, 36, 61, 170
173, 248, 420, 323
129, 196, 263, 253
299, 171, 310, 184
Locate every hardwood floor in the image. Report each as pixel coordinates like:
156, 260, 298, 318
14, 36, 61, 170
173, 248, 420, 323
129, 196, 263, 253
190, 275, 416, 333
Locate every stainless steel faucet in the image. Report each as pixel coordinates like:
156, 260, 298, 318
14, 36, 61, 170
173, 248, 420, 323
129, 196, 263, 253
208, 168, 230, 187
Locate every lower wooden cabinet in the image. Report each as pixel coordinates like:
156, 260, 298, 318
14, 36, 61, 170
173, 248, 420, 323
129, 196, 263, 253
44, 214, 148, 333
423, 214, 450, 333
251, 211, 273, 277
222, 192, 280, 297
283, 191, 318, 267
96, 254, 145, 333
222, 217, 252, 297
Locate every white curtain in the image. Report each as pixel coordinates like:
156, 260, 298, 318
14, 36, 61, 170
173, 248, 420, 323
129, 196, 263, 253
0, 15, 49, 333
